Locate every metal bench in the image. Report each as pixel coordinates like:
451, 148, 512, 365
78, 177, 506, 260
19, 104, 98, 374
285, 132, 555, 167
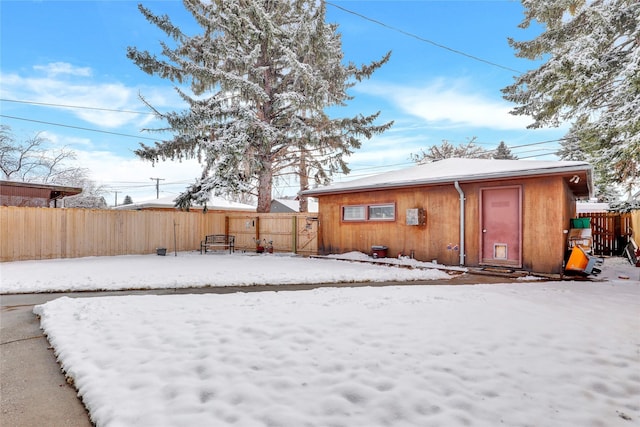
200, 234, 235, 254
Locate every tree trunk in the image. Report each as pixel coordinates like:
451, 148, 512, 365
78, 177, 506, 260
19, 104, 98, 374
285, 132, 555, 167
256, 159, 273, 213
298, 148, 309, 213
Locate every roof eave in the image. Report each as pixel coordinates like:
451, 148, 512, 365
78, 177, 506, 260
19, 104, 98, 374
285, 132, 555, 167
302, 164, 593, 197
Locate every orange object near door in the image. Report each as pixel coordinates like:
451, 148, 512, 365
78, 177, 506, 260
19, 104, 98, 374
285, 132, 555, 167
565, 246, 589, 272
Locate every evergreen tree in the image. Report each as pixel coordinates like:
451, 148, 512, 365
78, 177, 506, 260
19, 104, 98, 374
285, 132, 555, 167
556, 137, 587, 162
410, 138, 491, 163
502, 0, 639, 195
492, 141, 517, 160
123, 195, 133, 205
557, 136, 620, 202
127, 0, 392, 212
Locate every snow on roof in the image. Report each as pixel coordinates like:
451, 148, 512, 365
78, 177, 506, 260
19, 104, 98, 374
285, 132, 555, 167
576, 202, 609, 213
272, 198, 319, 213
113, 194, 256, 211
302, 158, 592, 196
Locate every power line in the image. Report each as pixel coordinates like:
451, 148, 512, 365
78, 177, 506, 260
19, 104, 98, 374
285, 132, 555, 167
512, 147, 559, 155
0, 114, 162, 141
102, 180, 190, 190
505, 137, 573, 150
325, 1, 522, 74
1, 112, 567, 164
0, 98, 154, 115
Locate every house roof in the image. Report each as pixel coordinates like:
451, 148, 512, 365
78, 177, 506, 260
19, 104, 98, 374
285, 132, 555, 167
0, 180, 83, 198
113, 194, 256, 211
301, 158, 593, 198
271, 198, 319, 213
0, 180, 83, 207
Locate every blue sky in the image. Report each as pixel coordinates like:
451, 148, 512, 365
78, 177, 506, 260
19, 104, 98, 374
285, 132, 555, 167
0, 0, 566, 204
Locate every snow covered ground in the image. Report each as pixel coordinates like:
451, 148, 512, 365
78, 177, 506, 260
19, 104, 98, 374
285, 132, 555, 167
4, 252, 639, 426
0, 251, 453, 294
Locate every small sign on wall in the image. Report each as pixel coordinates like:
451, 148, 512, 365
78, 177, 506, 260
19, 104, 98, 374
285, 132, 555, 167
406, 208, 425, 226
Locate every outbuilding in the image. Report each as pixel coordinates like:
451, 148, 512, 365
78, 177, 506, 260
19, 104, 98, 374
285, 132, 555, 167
0, 180, 83, 207
302, 158, 593, 275
113, 194, 256, 212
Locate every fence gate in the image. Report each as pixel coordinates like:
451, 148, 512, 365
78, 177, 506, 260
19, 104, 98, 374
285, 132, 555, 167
578, 213, 632, 256
294, 215, 319, 255
226, 214, 318, 254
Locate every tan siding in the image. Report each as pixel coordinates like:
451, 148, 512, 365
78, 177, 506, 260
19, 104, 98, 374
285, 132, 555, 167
318, 185, 461, 264
520, 177, 567, 274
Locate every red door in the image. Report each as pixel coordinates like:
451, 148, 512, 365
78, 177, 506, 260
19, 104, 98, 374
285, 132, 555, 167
480, 186, 522, 267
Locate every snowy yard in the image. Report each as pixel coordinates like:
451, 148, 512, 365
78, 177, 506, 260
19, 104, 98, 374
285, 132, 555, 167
4, 253, 640, 426
0, 252, 453, 294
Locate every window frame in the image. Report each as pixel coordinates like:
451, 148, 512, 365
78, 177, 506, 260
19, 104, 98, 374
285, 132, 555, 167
368, 204, 396, 221
341, 202, 396, 222
342, 205, 367, 221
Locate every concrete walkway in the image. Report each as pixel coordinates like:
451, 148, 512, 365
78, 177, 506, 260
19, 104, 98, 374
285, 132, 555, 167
1, 275, 518, 426
1, 303, 92, 427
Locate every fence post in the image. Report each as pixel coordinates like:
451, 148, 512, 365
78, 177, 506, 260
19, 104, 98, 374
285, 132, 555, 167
292, 215, 297, 254
255, 216, 260, 245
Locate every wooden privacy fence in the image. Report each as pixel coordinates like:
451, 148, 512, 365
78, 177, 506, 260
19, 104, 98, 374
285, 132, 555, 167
0, 206, 317, 262
578, 212, 633, 256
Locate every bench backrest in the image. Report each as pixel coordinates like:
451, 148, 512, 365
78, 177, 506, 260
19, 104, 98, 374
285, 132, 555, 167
205, 234, 234, 244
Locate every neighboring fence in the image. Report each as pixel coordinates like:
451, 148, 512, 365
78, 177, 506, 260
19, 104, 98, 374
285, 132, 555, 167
578, 212, 633, 256
0, 206, 318, 262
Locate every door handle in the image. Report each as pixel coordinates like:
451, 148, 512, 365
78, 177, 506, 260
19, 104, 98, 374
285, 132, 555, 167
482, 229, 487, 233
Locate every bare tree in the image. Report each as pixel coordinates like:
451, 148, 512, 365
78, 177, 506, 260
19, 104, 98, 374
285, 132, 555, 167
0, 126, 107, 208
410, 137, 491, 164
1, 126, 83, 184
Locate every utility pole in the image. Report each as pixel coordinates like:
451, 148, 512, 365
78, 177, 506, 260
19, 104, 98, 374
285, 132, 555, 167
150, 177, 165, 199
114, 191, 120, 207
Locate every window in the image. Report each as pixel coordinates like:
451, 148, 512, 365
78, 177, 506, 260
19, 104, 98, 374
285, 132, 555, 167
342, 203, 395, 221
369, 204, 395, 220
343, 205, 366, 221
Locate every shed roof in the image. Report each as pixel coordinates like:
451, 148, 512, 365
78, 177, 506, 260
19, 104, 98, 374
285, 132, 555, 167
302, 158, 593, 198
0, 180, 83, 207
576, 202, 609, 213
0, 180, 83, 196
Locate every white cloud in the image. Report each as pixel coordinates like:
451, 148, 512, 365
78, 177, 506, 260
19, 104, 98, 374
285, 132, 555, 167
40, 131, 97, 151
358, 78, 535, 131
33, 62, 92, 77
1, 64, 183, 129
